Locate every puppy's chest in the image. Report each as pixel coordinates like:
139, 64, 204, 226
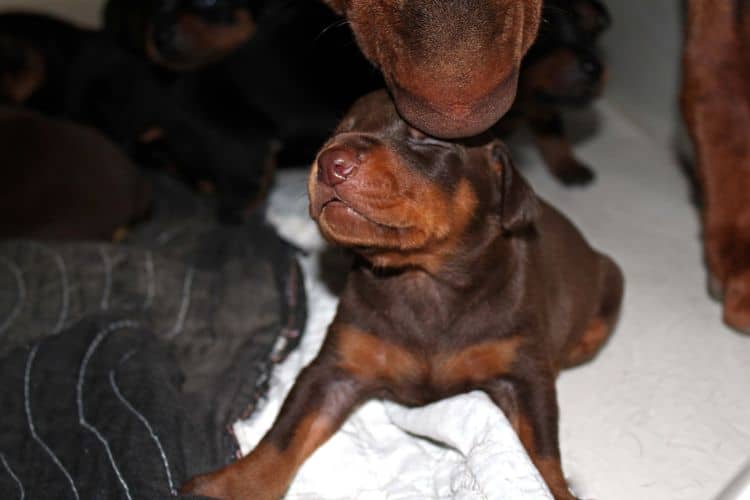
335, 323, 523, 404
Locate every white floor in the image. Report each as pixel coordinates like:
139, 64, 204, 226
521, 103, 750, 500
262, 102, 750, 500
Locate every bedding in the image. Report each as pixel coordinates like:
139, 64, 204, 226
0, 173, 306, 499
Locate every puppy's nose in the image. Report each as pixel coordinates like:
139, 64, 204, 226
317, 147, 359, 187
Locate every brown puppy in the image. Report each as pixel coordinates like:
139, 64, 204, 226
0, 107, 151, 240
181, 90, 623, 500
682, 0, 750, 333
323, 0, 543, 138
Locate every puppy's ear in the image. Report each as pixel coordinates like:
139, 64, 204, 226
488, 141, 540, 234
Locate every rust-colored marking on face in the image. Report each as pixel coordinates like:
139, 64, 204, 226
310, 140, 479, 272
179, 9, 256, 53
0, 44, 45, 104
146, 9, 255, 71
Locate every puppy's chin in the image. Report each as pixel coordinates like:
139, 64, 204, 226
316, 201, 413, 251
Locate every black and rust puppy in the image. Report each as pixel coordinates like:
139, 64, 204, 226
103, 0, 383, 165
0, 12, 167, 144
0, 11, 276, 221
495, 0, 610, 186
181, 90, 624, 500
0, 107, 151, 240
104, 0, 258, 72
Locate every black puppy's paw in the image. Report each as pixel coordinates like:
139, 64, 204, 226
553, 159, 596, 187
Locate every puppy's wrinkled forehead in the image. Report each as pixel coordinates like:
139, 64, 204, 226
330, 91, 500, 194
335, 91, 405, 135
333, 91, 480, 187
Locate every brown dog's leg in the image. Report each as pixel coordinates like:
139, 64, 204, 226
180, 357, 366, 500
486, 376, 576, 500
682, 0, 750, 333
528, 107, 594, 186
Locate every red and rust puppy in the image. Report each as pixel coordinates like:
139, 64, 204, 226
181, 91, 623, 500
682, 0, 750, 333
323, 0, 544, 138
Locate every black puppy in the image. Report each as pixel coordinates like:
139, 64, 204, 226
0, 11, 276, 221
103, 0, 383, 165
494, 0, 610, 186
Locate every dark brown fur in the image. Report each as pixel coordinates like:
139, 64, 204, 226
322, 0, 544, 138
682, 0, 750, 333
181, 91, 623, 500
0, 107, 151, 240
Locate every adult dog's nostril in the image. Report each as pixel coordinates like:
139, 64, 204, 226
317, 147, 359, 186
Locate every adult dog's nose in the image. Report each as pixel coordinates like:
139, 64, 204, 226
317, 146, 359, 187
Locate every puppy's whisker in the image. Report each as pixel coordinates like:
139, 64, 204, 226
316, 19, 351, 40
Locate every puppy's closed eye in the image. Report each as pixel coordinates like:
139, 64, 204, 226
407, 127, 427, 141
406, 126, 451, 148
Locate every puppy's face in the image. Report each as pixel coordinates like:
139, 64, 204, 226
521, 0, 609, 105
142, 0, 256, 70
520, 46, 603, 106
323, 0, 543, 139
308, 91, 538, 271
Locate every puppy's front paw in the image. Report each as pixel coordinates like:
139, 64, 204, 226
552, 159, 595, 187
180, 470, 230, 499
180, 464, 283, 500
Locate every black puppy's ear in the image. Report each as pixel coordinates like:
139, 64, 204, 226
488, 141, 540, 234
